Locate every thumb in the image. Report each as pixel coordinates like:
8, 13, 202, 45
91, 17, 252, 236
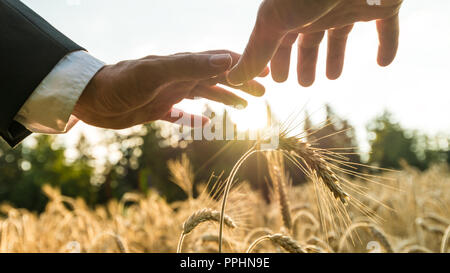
164, 53, 233, 82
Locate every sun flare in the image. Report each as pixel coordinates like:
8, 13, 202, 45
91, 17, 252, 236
229, 103, 268, 132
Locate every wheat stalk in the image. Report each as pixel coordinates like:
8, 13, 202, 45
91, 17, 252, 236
424, 212, 450, 226
416, 217, 446, 235
402, 245, 432, 253
197, 233, 238, 250
306, 236, 334, 252
218, 145, 257, 252
338, 222, 393, 253
304, 244, 327, 253
244, 227, 274, 245
441, 225, 450, 253
292, 210, 320, 240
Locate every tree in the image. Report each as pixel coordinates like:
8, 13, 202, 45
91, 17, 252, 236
0, 135, 94, 212
367, 111, 448, 170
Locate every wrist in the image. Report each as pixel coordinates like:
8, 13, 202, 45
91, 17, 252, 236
73, 65, 106, 120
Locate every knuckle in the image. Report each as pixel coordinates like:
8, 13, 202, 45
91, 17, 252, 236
171, 51, 192, 56
142, 54, 159, 60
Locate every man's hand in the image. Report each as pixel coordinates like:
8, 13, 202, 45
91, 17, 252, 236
73, 50, 267, 129
227, 0, 403, 87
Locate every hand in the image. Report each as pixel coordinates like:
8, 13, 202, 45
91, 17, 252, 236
227, 0, 403, 87
73, 50, 268, 129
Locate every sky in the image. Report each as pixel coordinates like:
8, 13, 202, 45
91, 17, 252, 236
22, 0, 450, 153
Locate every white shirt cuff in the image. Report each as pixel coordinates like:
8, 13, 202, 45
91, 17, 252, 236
14, 50, 105, 134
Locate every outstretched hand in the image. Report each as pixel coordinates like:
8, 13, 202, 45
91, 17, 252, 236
227, 0, 403, 87
73, 50, 268, 129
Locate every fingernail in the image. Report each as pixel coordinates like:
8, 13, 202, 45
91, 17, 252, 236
225, 71, 244, 87
209, 54, 231, 67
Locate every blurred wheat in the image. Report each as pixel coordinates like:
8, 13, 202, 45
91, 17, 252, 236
0, 158, 448, 253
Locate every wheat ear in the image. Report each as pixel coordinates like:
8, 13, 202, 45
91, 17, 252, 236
247, 233, 306, 253
267, 152, 293, 230
178, 208, 236, 253
279, 136, 349, 204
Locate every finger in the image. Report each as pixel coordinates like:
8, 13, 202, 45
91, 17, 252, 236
200, 75, 266, 97
234, 80, 266, 97
376, 13, 400, 67
297, 31, 325, 87
271, 32, 298, 83
227, 20, 287, 85
221, 74, 266, 97
191, 85, 248, 108
326, 24, 354, 80
199, 50, 269, 78
162, 53, 233, 82
161, 108, 209, 127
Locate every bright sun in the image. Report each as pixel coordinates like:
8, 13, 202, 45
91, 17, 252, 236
174, 98, 269, 132
229, 103, 268, 131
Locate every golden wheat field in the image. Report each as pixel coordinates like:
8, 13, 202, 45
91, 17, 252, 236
0, 149, 449, 253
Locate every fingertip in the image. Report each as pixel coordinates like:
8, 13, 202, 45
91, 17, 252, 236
233, 100, 248, 110
239, 98, 249, 108
227, 97, 248, 109
226, 69, 246, 86
377, 42, 397, 67
270, 45, 292, 83
376, 14, 399, 68
244, 81, 265, 97
297, 67, 316, 87
271, 71, 288, 83
377, 54, 395, 67
259, 66, 270, 77
326, 68, 342, 81
298, 76, 314, 87
270, 57, 289, 83
255, 86, 266, 97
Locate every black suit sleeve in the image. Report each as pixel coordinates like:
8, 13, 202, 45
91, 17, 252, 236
0, 0, 84, 148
